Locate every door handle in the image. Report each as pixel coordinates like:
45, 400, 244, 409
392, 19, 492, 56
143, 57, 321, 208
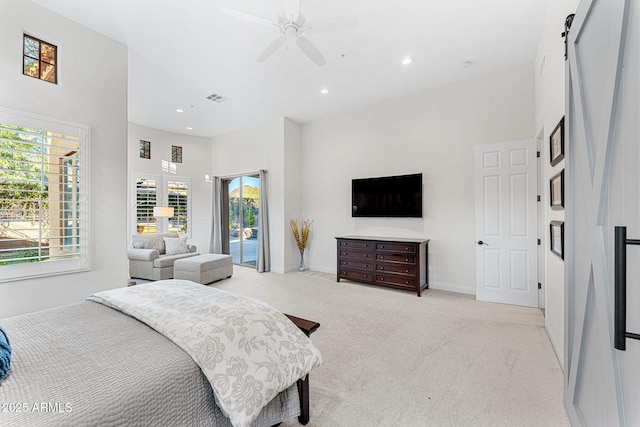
477, 240, 489, 246
614, 226, 640, 351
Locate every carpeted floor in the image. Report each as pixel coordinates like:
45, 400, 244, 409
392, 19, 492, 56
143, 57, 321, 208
213, 266, 570, 427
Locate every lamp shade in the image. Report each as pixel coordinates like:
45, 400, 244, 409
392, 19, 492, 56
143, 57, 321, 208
153, 206, 174, 218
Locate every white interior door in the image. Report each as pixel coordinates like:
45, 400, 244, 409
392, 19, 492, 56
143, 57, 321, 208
474, 140, 538, 307
565, 0, 640, 425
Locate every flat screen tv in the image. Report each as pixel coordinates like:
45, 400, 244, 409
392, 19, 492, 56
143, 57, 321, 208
352, 173, 422, 218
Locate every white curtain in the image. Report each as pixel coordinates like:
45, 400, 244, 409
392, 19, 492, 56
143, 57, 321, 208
209, 176, 223, 254
257, 169, 270, 272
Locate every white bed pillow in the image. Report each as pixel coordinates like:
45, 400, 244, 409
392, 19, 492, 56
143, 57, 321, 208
163, 237, 189, 255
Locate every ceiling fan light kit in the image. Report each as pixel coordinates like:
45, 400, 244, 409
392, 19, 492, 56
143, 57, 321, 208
222, 0, 358, 67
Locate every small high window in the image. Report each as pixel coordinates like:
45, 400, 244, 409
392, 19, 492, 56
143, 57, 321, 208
23, 34, 57, 84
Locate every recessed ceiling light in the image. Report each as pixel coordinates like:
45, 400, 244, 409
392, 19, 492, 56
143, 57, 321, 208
176, 108, 184, 113
401, 57, 413, 65
186, 126, 193, 130
320, 88, 329, 95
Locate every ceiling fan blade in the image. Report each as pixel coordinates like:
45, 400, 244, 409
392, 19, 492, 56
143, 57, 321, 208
283, 0, 300, 22
220, 8, 276, 28
305, 17, 359, 33
296, 36, 326, 66
257, 36, 287, 62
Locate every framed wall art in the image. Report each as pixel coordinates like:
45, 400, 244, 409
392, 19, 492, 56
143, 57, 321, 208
550, 117, 565, 166
550, 169, 564, 210
550, 220, 565, 260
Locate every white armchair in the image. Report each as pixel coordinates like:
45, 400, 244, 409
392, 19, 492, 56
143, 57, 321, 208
128, 232, 198, 280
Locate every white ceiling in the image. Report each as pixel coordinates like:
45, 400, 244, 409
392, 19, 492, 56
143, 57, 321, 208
29, 0, 549, 138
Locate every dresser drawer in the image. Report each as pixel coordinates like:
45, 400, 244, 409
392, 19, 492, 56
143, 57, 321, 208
336, 236, 429, 296
376, 242, 416, 253
376, 253, 416, 264
375, 274, 416, 289
338, 239, 374, 250
339, 250, 373, 261
339, 259, 374, 271
376, 263, 416, 275
339, 269, 374, 282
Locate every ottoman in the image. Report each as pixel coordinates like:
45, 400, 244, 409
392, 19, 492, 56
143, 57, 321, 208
173, 254, 233, 285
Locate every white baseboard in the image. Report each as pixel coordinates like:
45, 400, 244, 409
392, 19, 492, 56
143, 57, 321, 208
428, 281, 476, 295
307, 265, 335, 274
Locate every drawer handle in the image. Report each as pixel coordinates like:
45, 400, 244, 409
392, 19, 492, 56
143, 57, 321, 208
364, 264, 368, 268
405, 281, 409, 284
380, 245, 385, 249
405, 258, 409, 262
405, 269, 409, 273
405, 247, 409, 250
380, 256, 384, 260
380, 277, 384, 281
364, 254, 368, 258
364, 244, 368, 247
364, 274, 368, 278
380, 266, 384, 270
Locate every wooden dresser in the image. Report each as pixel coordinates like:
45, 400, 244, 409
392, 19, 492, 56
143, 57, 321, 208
335, 236, 430, 296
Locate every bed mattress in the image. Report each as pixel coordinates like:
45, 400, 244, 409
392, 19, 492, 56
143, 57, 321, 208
0, 301, 298, 426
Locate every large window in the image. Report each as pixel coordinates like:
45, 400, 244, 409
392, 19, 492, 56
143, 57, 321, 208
0, 109, 89, 282
166, 177, 190, 234
131, 174, 191, 236
134, 176, 158, 234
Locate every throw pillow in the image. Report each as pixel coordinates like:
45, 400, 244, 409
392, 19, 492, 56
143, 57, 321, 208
131, 234, 166, 253
164, 236, 189, 255
0, 325, 11, 384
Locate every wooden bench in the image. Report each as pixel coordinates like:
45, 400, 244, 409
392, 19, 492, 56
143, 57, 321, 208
284, 314, 320, 425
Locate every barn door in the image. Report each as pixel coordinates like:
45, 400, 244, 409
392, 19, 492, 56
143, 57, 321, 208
565, 0, 640, 425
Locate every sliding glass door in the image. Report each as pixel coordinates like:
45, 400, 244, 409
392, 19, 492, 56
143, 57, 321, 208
226, 175, 259, 266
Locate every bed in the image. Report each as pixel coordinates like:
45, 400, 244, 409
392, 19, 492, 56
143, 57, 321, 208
0, 280, 322, 427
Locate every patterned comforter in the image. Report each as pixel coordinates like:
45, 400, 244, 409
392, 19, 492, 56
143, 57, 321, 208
0, 301, 299, 427
88, 280, 323, 427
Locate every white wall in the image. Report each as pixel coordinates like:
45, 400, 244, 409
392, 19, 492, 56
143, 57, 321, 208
301, 63, 535, 294
283, 119, 304, 271
0, 0, 128, 317
128, 123, 212, 253
211, 118, 293, 273
534, 0, 580, 368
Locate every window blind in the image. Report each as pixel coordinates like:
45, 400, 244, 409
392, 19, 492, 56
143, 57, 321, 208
0, 109, 89, 281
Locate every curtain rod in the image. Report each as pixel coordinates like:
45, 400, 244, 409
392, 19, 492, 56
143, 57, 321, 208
216, 169, 265, 179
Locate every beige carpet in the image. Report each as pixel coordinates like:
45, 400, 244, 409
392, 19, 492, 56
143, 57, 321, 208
214, 266, 569, 427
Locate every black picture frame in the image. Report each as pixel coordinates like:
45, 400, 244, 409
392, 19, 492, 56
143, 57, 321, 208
550, 169, 564, 210
550, 221, 564, 260
550, 117, 565, 166
171, 145, 182, 163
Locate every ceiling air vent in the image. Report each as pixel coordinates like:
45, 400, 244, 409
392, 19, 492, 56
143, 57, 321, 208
206, 92, 228, 103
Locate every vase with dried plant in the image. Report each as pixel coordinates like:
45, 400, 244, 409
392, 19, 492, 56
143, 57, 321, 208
290, 219, 312, 271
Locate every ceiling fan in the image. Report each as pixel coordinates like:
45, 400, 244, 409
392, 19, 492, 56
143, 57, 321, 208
221, 0, 358, 67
